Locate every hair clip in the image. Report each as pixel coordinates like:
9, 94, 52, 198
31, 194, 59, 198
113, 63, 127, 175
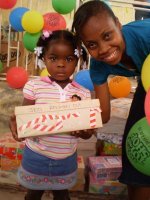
42, 30, 53, 40
74, 49, 83, 58
34, 46, 43, 57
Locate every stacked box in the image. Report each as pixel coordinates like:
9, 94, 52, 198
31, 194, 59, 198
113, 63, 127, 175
88, 156, 122, 181
88, 156, 125, 194
89, 172, 127, 195
0, 133, 25, 171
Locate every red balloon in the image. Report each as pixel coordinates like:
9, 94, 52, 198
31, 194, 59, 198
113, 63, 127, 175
6, 67, 28, 89
43, 12, 66, 31
145, 88, 150, 125
0, 0, 17, 9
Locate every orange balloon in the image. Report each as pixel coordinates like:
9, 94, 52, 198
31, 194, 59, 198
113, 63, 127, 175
108, 76, 131, 98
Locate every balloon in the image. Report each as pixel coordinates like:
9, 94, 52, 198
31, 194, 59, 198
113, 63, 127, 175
145, 88, 150, 125
52, 0, 76, 14
9, 7, 29, 32
22, 10, 44, 33
43, 13, 66, 31
6, 67, 28, 89
0, 61, 3, 72
0, 0, 17, 9
74, 70, 94, 91
108, 76, 131, 98
126, 117, 150, 176
40, 68, 50, 77
104, 0, 111, 7
23, 32, 41, 52
141, 54, 150, 92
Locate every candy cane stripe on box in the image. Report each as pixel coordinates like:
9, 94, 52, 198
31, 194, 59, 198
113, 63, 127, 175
19, 112, 80, 134
42, 114, 47, 122
19, 116, 43, 131
49, 114, 54, 120
30, 118, 63, 133
90, 108, 101, 128
61, 115, 66, 120
90, 110, 96, 128
72, 112, 80, 118
67, 113, 71, 119
55, 120, 63, 130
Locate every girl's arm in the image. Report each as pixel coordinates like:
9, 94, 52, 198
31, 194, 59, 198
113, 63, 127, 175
9, 98, 35, 142
94, 82, 111, 123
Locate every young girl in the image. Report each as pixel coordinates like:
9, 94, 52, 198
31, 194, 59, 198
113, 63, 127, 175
10, 30, 94, 200
72, 1, 150, 200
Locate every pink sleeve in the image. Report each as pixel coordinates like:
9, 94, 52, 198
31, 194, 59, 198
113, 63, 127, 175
23, 80, 36, 100
86, 90, 91, 99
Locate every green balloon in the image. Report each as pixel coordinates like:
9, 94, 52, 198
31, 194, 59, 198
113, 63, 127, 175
0, 61, 3, 72
52, 0, 76, 14
126, 117, 150, 176
23, 32, 41, 52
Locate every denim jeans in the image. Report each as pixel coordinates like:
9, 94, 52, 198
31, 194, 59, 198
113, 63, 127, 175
22, 146, 77, 176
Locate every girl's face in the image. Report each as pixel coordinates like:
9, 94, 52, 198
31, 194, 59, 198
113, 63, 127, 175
80, 13, 125, 65
43, 40, 78, 81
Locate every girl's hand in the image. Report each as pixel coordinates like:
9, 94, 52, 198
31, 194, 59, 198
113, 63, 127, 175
9, 115, 25, 142
71, 129, 96, 139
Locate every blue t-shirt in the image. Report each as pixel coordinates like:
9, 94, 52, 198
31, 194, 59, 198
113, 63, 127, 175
90, 19, 150, 85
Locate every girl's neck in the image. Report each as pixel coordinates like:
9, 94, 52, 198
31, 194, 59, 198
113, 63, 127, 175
49, 77, 72, 89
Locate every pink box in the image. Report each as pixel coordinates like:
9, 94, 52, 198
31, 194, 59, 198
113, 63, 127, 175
89, 172, 127, 195
88, 156, 122, 181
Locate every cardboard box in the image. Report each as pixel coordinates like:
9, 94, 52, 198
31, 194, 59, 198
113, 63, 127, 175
0, 133, 25, 171
111, 98, 132, 119
15, 99, 102, 138
89, 172, 127, 195
88, 156, 122, 181
0, 41, 37, 75
71, 155, 85, 191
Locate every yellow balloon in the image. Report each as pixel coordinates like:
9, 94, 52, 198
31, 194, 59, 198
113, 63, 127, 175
40, 68, 50, 77
22, 10, 44, 33
141, 54, 150, 91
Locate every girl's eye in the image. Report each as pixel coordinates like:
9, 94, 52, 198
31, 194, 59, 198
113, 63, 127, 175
49, 56, 57, 61
66, 56, 75, 62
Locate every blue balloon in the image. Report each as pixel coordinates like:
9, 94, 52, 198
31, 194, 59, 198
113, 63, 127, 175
9, 7, 29, 32
74, 69, 94, 91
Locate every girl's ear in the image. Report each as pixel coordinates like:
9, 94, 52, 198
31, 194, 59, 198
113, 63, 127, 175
115, 17, 122, 30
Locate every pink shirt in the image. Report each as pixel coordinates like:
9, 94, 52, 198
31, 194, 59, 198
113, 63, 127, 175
23, 77, 91, 159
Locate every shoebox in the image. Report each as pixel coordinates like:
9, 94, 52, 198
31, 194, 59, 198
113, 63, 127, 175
0, 133, 25, 171
15, 99, 102, 138
89, 172, 127, 195
88, 156, 122, 181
